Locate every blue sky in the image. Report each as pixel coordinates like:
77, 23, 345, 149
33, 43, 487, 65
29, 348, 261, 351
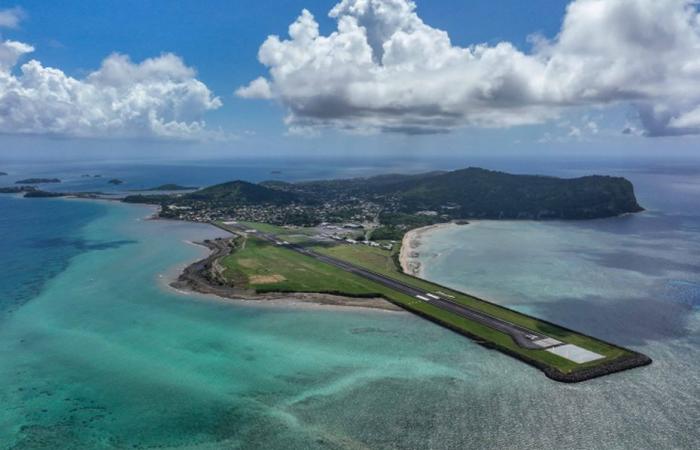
1, 0, 700, 161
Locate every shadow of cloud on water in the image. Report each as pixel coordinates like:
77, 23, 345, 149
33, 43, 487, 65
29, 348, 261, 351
26, 238, 138, 251
532, 293, 694, 347
573, 248, 700, 277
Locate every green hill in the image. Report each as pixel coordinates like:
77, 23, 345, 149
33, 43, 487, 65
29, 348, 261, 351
183, 180, 298, 205
266, 167, 643, 220
124, 180, 297, 207
381, 168, 643, 219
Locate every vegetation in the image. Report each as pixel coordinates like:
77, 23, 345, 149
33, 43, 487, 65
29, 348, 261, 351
0, 186, 35, 194
15, 178, 60, 184
393, 168, 644, 219
23, 190, 66, 198
142, 184, 198, 191
184, 180, 298, 206
267, 167, 643, 220
220, 237, 387, 295
216, 223, 632, 375
313, 241, 630, 365
124, 167, 643, 228
369, 225, 405, 241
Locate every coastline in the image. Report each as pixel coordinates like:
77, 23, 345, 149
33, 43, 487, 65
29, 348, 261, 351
399, 222, 467, 277
171, 238, 402, 312
58, 196, 402, 313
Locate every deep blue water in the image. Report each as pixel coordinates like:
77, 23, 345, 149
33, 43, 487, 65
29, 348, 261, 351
0, 196, 107, 319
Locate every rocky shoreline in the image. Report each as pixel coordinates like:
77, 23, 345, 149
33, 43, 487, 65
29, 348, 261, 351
171, 238, 401, 312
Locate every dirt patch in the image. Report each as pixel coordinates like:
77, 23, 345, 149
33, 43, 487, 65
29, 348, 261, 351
237, 258, 259, 269
250, 274, 287, 284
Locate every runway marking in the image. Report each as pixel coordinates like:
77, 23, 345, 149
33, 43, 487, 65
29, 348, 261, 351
532, 338, 562, 348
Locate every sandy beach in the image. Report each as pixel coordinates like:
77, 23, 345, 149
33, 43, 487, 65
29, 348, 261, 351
399, 222, 467, 277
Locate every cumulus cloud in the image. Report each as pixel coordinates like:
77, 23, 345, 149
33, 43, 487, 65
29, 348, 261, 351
239, 0, 700, 137
235, 76, 272, 99
0, 41, 222, 140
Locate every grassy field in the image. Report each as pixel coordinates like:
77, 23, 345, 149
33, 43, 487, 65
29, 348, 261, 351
216, 222, 632, 375
220, 237, 390, 295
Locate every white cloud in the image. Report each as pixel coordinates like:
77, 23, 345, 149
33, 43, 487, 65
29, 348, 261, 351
0, 7, 24, 29
0, 39, 32, 70
0, 43, 222, 140
239, 0, 700, 137
235, 76, 272, 99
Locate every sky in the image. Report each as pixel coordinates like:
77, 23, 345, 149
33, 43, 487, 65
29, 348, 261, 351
1, 0, 700, 162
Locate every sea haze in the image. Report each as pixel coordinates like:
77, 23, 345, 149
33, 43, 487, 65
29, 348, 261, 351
0, 159, 698, 448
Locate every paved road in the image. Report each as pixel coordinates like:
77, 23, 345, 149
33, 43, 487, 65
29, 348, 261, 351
222, 223, 560, 350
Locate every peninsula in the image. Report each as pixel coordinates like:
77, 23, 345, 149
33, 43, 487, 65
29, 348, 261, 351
15, 178, 60, 184
177, 219, 650, 383
128, 167, 649, 383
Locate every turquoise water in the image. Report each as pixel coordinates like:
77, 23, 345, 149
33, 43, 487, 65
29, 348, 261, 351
0, 196, 107, 319
1, 163, 698, 448
0, 198, 513, 449
416, 171, 700, 449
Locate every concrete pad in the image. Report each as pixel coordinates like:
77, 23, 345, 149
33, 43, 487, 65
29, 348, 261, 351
546, 344, 605, 364
532, 338, 562, 348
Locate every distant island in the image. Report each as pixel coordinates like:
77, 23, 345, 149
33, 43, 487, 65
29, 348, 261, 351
124, 167, 643, 230
108, 179, 124, 185
15, 178, 61, 184
0, 186, 36, 194
0, 171, 7, 176
138, 184, 199, 191
23, 190, 67, 198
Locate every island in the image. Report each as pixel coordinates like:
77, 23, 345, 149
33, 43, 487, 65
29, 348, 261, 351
0, 171, 7, 176
124, 167, 644, 225
124, 167, 649, 382
108, 179, 124, 185
0, 186, 36, 194
23, 190, 67, 198
0, 186, 112, 199
138, 184, 199, 191
15, 178, 61, 184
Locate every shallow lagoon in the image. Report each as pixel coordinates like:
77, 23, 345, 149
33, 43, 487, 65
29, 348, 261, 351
0, 166, 698, 448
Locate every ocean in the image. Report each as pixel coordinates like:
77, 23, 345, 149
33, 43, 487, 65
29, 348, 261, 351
0, 159, 698, 449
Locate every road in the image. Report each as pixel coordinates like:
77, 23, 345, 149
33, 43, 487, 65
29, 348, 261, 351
222, 223, 561, 350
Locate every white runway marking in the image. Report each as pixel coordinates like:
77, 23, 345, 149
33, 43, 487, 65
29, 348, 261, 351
532, 338, 562, 348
